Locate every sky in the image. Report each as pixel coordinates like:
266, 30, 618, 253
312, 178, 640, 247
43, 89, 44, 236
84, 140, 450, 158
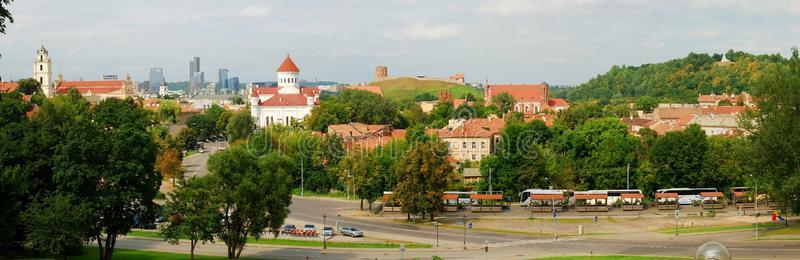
1, 0, 799, 85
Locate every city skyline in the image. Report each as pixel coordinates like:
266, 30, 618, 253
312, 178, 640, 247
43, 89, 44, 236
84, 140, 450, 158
1, 0, 799, 85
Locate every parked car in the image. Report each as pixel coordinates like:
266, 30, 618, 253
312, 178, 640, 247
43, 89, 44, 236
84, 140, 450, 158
323, 227, 334, 236
197, 148, 205, 153
282, 224, 296, 234
303, 224, 316, 231
340, 226, 363, 237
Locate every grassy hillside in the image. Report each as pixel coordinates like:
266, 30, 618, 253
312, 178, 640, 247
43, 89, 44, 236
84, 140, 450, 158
371, 77, 482, 101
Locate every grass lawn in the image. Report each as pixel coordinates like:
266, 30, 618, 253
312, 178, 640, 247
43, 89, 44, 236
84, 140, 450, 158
71, 246, 228, 260
535, 256, 689, 260
372, 77, 482, 101
127, 230, 431, 249
656, 222, 781, 235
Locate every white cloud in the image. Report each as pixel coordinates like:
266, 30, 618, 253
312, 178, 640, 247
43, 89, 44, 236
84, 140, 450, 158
239, 6, 271, 18
474, 0, 603, 16
385, 22, 464, 40
642, 39, 665, 49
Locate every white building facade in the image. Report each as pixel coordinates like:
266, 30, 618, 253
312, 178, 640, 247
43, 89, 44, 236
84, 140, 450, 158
250, 55, 319, 127
34, 46, 54, 97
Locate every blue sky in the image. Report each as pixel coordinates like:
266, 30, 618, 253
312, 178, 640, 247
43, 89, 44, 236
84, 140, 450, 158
1, 0, 799, 85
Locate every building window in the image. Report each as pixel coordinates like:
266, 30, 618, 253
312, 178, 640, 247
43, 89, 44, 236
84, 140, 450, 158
471, 154, 476, 160
40, 64, 43, 71
39, 77, 43, 83
462, 142, 466, 149
472, 142, 476, 148
481, 142, 485, 148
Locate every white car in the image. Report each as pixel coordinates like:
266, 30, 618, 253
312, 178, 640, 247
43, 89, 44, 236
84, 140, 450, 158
303, 224, 316, 232
340, 226, 363, 237
323, 227, 334, 236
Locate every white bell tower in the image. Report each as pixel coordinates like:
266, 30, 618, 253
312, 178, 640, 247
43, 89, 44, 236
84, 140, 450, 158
34, 46, 54, 97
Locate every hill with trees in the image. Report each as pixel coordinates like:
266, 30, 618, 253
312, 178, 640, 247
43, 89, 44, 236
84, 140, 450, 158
554, 50, 788, 103
370, 77, 482, 101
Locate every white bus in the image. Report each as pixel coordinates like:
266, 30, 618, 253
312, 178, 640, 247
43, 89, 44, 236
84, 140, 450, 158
590, 189, 643, 205
518, 189, 571, 206
656, 188, 718, 205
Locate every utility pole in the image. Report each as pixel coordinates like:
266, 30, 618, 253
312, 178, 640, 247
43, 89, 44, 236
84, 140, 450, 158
463, 215, 467, 250
300, 159, 304, 197
755, 176, 759, 240
626, 163, 630, 190
488, 168, 492, 194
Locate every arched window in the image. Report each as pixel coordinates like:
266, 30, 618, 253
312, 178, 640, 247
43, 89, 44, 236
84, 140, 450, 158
40, 64, 43, 71
40, 55, 43, 61
535, 105, 540, 113
39, 77, 43, 83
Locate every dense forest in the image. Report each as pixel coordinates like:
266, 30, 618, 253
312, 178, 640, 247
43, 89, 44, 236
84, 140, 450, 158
552, 50, 788, 103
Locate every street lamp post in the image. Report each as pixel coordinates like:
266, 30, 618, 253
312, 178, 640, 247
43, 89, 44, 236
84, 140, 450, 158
300, 159, 304, 197
545, 177, 557, 240
463, 215, 467, 250
754, 175, 759, 240
322, 214, 327, 249
433, 222, 439, 247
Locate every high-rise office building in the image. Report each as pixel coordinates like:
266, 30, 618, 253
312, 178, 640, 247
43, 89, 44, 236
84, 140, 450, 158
189, 57, 200, 95
191, 71, 205, 93
228, 77, 240, 94
218, 68, 229, 93
149, 67, 164, 93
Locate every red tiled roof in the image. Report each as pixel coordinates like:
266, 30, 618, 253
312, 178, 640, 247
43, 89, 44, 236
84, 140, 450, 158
733, 191, 746, 198
486, 84, 548, 102
56, 80, 124, 94
300, 87, 320, 95
621, 193, 644, 199
547, 98, 569, 107
277, 55, 300, 72
575, 193, 608, 200
525, 114, 556, 126
452, 99, 474, 107
648, 121, 684, 135
676, 114, 696, 126
700, 192, 724, 197
470, 194, 503, 200
258, 93, 313, 106
621, 118, 655, 127
656, 193, 678, 198
427, 118, 505, 138
0, 82, 19, 92
251, 87, 278, 97
345, 86, 383, 96
702, 106, 748, 115
654, 107, 702, 120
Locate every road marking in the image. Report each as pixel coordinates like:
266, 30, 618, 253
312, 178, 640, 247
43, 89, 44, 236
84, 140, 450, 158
489, 237, 583, 248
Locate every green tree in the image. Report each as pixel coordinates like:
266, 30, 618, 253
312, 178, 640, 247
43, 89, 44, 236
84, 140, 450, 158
207, 145, 292, 259
158, 100, 181, 123
555, 101, 605, 129
23, 194, 90, 259
745, 48, 800, 213
54, 97, 160, 260
393, 140, 452, 221
16, 78, 41, 95
230, 95, 245, 105
413, 92, 437, 101
0, 91, 28, 125
161, 177, 221, 260
634, 96, 658, 113
306, 89, 399, 131
648, 124, 708, 188
0, 0, 12, 35
339, 149, 384, 212
491, 92, 516, 115
226, 110, 255, 143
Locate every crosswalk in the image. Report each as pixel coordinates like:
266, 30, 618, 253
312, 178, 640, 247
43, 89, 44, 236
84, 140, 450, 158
489, 237, 583, 248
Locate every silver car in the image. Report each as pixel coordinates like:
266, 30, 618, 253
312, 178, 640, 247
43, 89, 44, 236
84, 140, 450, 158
340, 226, 363, 237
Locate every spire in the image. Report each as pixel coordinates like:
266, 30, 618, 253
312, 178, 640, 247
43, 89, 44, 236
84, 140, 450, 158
277, 54, 300, 72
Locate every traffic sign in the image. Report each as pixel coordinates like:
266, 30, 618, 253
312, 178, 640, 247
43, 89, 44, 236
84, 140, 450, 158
468, 223, 473, 229
674, 210, 680, 218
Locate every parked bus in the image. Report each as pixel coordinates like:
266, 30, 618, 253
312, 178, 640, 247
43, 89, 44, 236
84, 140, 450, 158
518, 189, 571, 206
592, 189, 643, 206
656, 188, 718, 205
